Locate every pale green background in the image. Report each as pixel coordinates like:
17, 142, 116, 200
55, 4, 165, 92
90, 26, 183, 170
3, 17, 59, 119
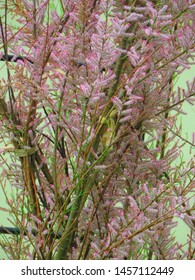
0, 7, 194, 259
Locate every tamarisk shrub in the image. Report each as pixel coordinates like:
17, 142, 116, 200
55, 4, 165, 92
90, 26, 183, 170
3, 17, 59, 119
0, 0, 194, 260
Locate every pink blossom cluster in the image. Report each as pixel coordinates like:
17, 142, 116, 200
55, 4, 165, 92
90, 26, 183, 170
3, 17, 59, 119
0, 0, 194, 259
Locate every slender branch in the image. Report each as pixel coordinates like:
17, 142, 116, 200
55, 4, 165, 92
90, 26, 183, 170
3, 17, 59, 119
0, 226, 62, 239
0, 54, 33, 63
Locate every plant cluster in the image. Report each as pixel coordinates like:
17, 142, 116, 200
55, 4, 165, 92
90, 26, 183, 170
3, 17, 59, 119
0, 0, 194, 259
